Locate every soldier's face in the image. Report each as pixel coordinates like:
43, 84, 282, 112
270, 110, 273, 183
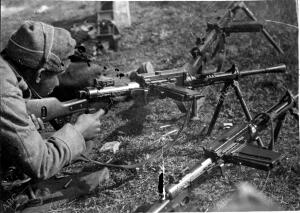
35, 71, 60, 97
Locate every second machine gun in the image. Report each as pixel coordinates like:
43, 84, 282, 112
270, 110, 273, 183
143, 91, 298, 213
189, 1, 284, 75
129, 63, 287, 135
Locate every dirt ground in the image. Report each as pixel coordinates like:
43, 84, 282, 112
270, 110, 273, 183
1, 0, 299, 212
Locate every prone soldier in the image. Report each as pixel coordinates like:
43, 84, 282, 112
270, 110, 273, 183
0, 21, 109, 211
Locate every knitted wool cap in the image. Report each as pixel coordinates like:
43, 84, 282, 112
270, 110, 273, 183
5, 21, 76, 73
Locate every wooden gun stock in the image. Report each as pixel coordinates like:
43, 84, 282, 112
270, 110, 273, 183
26, 98, 90, 122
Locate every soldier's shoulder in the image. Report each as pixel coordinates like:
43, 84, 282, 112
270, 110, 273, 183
0, 55, 14, 74
0, 56, 18, 89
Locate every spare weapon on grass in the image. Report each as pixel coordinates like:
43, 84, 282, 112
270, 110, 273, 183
190, 1, 284, 75
142, 91, 298, 213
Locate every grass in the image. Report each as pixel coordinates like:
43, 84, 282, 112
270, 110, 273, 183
1, 0, 299, 212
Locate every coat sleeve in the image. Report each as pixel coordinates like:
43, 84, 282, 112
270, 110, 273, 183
0, 62, 86, 180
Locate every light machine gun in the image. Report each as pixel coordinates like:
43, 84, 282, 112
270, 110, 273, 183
143, 91, 298, 213
130, 64, 286, 134
190, 1, 284, 74
26, 63, 286, 132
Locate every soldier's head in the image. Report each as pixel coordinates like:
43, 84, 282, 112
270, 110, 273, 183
4, 21, 76, 97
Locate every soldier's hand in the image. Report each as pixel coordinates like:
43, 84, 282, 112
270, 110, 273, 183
74, 109, 105, 141
30, 114, 45, 130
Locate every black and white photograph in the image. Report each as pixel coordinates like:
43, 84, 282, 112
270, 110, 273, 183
0, 1, 299, 212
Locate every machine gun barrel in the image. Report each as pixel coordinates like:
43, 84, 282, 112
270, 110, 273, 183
166, 158, 213, 199
191, 64, 286, 87
222, 22, 263, 33
145, 158, 214, 213
237, 64, 286, 77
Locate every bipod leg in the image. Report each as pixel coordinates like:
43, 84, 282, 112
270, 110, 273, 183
206, 82, 231, 136
232, 80, 252, 120
239, 2, 284, 54
232, 80, 264, 147
268, 113, 286, 150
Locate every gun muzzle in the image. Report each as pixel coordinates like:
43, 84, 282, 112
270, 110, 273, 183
240, 64, 286, 77
144, 158, 213, 213
166, 158, 213, 199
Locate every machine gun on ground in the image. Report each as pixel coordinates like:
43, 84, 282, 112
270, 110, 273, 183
142, 91, 298, 213
189, 1, 284, 75
127, 0, 285, 130
27, 62, 286, 135
129, 63, 286, 134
